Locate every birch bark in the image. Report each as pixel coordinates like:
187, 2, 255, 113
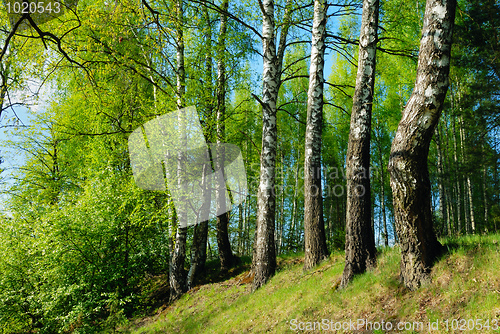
169, 0, 187, 301
252, 0, 291, 290
341, 0, 379, 287
215, 0, 235, 272
303, 0, 329, 271
388, 0, 456, 290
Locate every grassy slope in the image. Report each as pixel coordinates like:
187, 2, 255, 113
122, 234, 500, 333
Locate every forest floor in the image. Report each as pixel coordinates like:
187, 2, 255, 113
120, 234, 500, 333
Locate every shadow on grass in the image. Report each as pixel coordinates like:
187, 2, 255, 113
441, 233, 500, 253
197, 256, 252, 284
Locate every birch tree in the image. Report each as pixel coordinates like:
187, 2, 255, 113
187, 6, 214, 289
340, 0, 378, 288
388, 0, 456, 290
169, 0, 188, 301
215, 0, 235, 272
252, 0, 291, 291
303, 0, 329, 271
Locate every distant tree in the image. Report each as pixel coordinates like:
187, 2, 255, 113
448, 0, 500, 234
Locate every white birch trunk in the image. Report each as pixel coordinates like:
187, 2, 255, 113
341, 0, 379, 287
252, 0, 292, 290
215, 0, 235, 272
252, 0, 279, 291
170, 0, 187, 301
388, 0, 456, 290
303, 0, 329, 270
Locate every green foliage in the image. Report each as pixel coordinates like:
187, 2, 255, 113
0, 161, 172, 332
0, 0, 499, 331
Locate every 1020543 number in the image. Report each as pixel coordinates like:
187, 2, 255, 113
5, 1, 61, 14
443, 319, 499, 331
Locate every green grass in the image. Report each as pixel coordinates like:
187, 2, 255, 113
120, 234, 500, 333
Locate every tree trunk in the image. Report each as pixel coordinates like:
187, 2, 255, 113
445, 125, 455, 234
244, 197, 250, 255
277, 150, 285, 256
372, 192, 376, 243
238, 203, 244, 255
452, 117, 462, 234
187, 5, 213, 290
435, 125, 448, 235
328, 199, 334, 244
495, 162, 498, 232
379, 143, 389, 246
170, 223, 187, 300
187, 221, 208, 289
0, 49, 10, 117
388, 0, 456, 291
303, 0, 329, 271
288, 150, 300, 251
170, 0, 187, 301
187, 159, 210, 289
467, 176, 476, 233
460, 117, 476, 233
483, 166, 488, 230
175, 0, 185, 111
215, 0, 234, 272
341, 0, 379, 288
252, 0, 278, 291
443, 113, 454, 234
252, 0, 291, 291
443, 115, 456, 235
458, 115, 471, 234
